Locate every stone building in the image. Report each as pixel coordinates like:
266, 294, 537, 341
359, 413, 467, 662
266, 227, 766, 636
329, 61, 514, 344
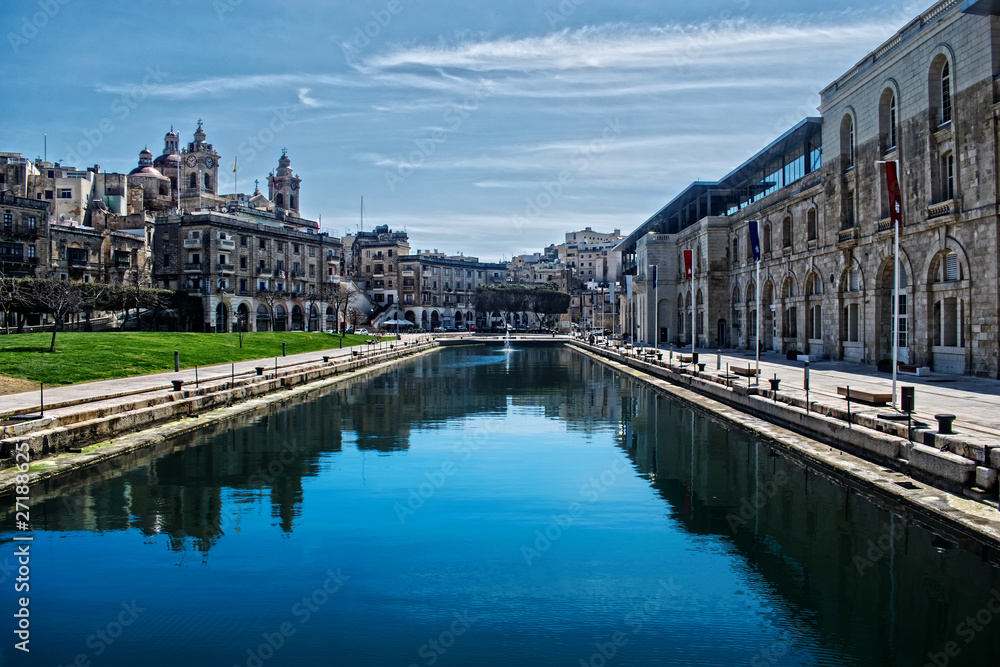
343, 225, 410, 315
153, 205, 342, 333
620, 0, 1000, 377
0, 192, 49, 278
397, 252, 507, 330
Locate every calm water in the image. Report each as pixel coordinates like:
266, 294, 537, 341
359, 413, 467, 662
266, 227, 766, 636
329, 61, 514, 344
3, 344, 1000, 666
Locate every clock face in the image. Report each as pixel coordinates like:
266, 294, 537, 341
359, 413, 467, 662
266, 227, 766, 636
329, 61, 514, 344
204, 157, 214, 169
290, 181, 299, 191
185, 155, 197, 167
273, 179, 284, 190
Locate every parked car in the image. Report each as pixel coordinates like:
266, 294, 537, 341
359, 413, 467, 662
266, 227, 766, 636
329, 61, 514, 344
469, 325, 479, 332
357, 328, 369, 336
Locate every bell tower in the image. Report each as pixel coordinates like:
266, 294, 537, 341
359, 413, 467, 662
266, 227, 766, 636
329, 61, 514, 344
267, 149, 301, 216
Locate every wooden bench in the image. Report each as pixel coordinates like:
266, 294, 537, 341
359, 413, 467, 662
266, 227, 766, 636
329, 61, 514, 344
731, 366, 759, 377
837, 387, 891, 406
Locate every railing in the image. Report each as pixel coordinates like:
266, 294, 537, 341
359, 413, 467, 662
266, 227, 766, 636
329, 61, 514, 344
927, 200, 956, 219
876, 219, 893, 233
183, 238, 201, 248
219, 238, 236, 250
183, 262, 204, 272
217, 263, 235, 274
837, 228, 858, 243
257, 266, 273, 277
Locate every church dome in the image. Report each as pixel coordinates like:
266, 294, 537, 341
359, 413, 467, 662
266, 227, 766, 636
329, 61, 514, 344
153, 152, 179, 168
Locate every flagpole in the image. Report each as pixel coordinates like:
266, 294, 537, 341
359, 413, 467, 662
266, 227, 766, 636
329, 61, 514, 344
690, 256, 695, 355
653, 265, 658, 349
879, 160, 902, 409
755, 255, 761, 385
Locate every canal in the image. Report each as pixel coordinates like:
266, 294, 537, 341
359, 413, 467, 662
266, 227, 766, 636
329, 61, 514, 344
3, 344, 1000, 666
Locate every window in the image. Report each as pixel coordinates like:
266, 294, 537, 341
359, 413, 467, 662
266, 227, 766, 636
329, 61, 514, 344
189, 173, 197, 189
27, 217, 35, 230
240, 257, 247, 269
58, 188, 72, 199
841, 115, 855, 171
934, 298, 964, 347
276, 242, 283, 251
843, 190, 856, 230
289, 196, 295, 210
881, 90, 898, 152
941, 61, 952, 126
782, 216, 792, 249
809, 305, 822, 340
240, 235, 247, 246
942, 153, 955, 201
240, 279, 247, 293
293, 243, 300, 254
218, 255, 226, 265
45, 190, 53, 200
26, 245, 35, 259
275, 193, 284, 207
844, 303, 860, 342
276, 260, 284, 271
850, 269, 860, 292
2, 213, 11, 228
309, 246, 315, 257
763, 224, 772, 254
259, 238, 266, 250
204, 173, 211, 191
807, 209, 817, 241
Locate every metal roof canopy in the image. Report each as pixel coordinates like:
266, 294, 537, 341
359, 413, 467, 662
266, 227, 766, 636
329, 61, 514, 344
616, 117, 822, 256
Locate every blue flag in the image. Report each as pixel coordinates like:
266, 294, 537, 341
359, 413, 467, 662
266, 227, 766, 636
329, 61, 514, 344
748, 220, 761, 262
651, 264, 657, 283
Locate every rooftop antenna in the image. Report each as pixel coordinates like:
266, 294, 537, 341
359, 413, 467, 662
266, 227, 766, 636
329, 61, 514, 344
44, 134, 46, 162
360, 195, 365, 233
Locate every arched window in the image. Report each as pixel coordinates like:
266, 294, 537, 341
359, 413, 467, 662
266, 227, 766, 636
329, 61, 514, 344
941, 61, 952, 125
940, 152, 955, 201
880, 89, 898, 153
189, 172, 197, 189
204, 173, 211, 191
275, 193, 284, 207
840, 115, 855, 170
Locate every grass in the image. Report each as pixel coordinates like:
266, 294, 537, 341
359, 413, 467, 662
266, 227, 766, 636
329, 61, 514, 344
0, 331, 392, 386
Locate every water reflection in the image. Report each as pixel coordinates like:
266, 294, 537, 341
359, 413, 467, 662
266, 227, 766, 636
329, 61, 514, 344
3, 344, 1000, 666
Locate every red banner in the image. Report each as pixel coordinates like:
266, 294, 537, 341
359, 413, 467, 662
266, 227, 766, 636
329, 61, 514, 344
885, 161, 903, 228
683, 249, 693, 280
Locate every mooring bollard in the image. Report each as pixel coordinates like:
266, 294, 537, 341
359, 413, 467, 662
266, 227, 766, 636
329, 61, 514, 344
934, 414, 956, 435
171, 379, 184, 392
255, 366, 264, 376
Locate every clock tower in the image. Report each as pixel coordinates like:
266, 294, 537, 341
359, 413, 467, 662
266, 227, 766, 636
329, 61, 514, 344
267, 149, 301, 217
179, 120, 222, 211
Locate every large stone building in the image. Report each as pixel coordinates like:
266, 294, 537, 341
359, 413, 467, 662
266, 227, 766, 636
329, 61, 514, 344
397, 251, 508, 330
620, 0, 1000, 378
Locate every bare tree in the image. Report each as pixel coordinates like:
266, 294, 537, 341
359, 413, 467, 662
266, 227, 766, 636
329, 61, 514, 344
348, 306, 364, 329
255, 288, 285, 332
0, 274, 22, 334
324, 282, 350, 335
27, 279, 87, 352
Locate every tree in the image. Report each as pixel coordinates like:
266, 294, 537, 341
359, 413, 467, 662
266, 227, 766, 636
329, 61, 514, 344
348, 306, 364, 329
0, 275, 26, 335
255, 288, 285, 332
323, 282, 350, 335
26, 279, 88, 352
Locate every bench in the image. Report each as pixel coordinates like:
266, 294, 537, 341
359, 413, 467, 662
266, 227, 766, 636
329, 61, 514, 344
837, 387, 891, 406
731, 366, 759, 377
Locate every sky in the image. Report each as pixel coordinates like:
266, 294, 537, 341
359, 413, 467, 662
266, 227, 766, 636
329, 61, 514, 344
2, 0, 929, 261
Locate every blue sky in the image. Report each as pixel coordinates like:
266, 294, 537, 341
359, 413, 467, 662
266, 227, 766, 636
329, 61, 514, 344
2, 0, 926, 261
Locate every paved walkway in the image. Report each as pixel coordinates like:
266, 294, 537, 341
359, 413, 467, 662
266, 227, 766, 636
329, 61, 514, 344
641, 344, 1000, 439
1, 334, 431, 419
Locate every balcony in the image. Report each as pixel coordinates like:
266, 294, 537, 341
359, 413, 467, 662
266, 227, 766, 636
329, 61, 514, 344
401, 269, 415, 277
219, 237, 236, 250
183, 237, 202, 248
876, 218, 894, 233
183, 262, 204, 273
837, 228, 858, 244
257, 266, 273, 277
927, 199, 958, 220
217, 263, 235, 274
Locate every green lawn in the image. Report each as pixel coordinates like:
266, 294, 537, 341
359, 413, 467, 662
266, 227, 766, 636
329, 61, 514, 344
0, 331, 393, 386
